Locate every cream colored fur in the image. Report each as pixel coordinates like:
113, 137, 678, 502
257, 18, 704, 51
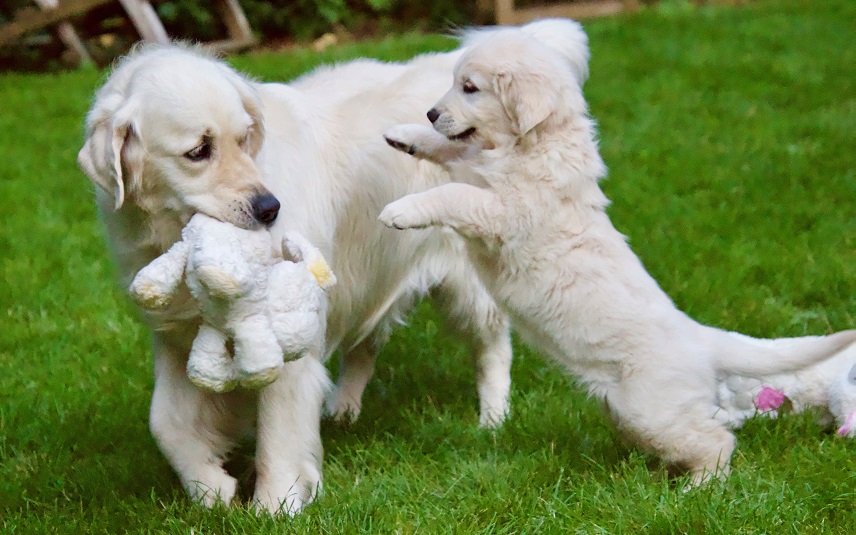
380, 29, 856, 486
77, 22, 586, 514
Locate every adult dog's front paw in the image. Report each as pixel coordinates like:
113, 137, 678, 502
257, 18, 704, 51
378, 197, 429, 230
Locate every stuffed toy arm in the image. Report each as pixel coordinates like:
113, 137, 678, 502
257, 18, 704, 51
128, 240, 191, 309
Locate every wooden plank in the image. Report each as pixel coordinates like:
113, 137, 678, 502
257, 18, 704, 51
33, 0, 94, 65
205, 36, 257, 54
496, 0, 629, 25
0, 0, 111, 46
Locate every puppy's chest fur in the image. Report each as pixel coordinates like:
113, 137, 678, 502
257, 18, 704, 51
459, 165, 606, 358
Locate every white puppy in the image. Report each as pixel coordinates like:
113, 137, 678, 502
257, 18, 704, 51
78, 20, 590, 514
380, 29, 856, 486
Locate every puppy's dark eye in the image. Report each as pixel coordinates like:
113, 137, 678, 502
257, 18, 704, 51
185, 138, 212, 161
462, 80, 479, 94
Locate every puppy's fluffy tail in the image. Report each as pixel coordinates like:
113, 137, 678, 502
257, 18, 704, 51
712, 328, 856, 377
458, 18, 590, 86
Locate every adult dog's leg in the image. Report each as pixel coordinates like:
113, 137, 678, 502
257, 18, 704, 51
149, 333, 247, 507
328, 337, 381, 424
253, 354, 331, 515
379, 183, 504, 238
434, 263, 512, 427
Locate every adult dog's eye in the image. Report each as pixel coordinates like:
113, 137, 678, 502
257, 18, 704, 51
462, 80, 479, 94
239, 130, 252, 150
185, 138, 212, 161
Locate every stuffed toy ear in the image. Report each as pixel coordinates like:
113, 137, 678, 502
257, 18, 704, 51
494, 70, 559, 136
282, 231, 336, 290
77, 102, 144, 210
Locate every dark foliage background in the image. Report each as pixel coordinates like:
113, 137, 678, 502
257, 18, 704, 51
0, 0, 476, 71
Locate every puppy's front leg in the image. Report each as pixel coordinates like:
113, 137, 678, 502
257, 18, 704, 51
384, 124, 469, 165
379, 183, 504, 240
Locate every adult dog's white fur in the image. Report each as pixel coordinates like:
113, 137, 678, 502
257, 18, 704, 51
380, 29, 856, 485
77, 22, 588, 513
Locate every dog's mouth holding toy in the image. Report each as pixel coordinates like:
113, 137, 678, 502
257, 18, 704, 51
448, 126, 476, 141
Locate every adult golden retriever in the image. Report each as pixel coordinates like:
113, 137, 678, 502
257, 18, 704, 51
380, 29, 856, 486
78, 19, 590, 514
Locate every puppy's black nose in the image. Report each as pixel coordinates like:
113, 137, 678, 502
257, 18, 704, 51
251, 193, 280, 226
427, 108, 440, 124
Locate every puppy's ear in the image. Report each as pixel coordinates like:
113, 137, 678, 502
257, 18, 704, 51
494, 71, 558, 136
77, 102, 144, 210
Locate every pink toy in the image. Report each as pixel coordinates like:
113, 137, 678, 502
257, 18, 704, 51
716, 344, 856, 437
755, 386, 786, 411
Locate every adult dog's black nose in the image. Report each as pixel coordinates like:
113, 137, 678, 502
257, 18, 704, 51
427, 108, 440, 124
251, 193, 280, 226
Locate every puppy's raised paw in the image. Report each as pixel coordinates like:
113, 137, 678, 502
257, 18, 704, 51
384, 135, 416, 155
383, 124, 436, 157
378, 197, 430, 230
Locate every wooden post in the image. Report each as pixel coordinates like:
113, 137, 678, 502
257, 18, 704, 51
33, 0, 94, 65
494, 0, 638, 25
117, 0, 169, 43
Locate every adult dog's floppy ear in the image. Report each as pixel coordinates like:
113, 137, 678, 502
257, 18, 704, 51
77, 101, 144, 210
220, 65, 265, 157
493, 70, 559, 137
238, 87, 265, 157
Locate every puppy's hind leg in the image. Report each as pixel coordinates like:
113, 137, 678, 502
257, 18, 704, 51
606, 375, 735, 489
384, 124, 469, 165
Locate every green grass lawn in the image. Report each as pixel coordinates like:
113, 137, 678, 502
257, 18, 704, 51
1, 0, 854, 532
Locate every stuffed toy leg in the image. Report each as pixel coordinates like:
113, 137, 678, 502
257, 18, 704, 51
187, 324, 238, 392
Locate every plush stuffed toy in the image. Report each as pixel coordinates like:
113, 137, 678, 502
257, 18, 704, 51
129, 213, 335, 392
716, 344, 856, 437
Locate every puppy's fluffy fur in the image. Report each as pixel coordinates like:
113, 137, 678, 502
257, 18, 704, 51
380, 29, 856, 485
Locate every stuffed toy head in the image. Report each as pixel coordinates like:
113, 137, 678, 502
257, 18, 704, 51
129, 214, 335, 392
